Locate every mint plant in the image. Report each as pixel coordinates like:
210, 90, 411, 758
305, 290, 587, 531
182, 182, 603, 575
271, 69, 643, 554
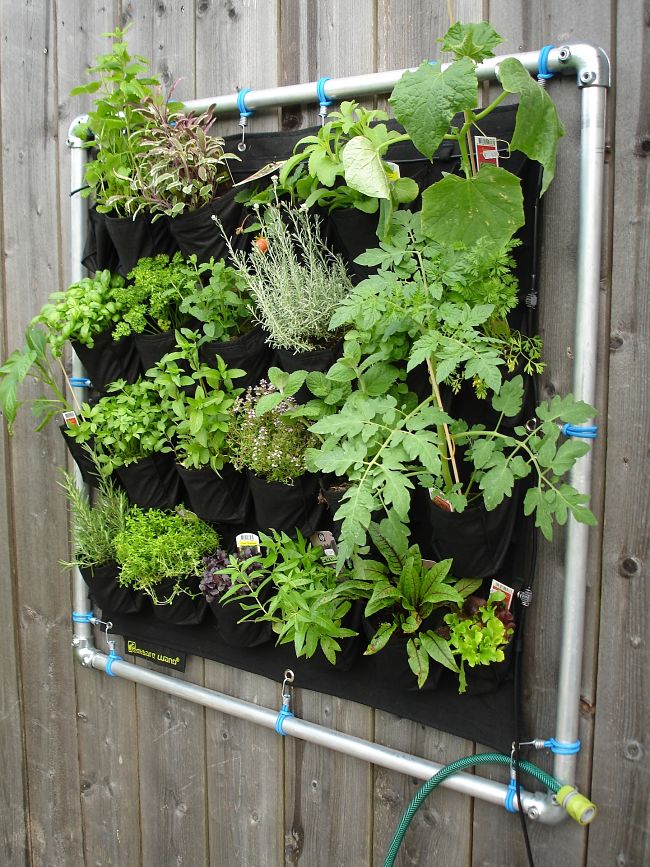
179, 258, 254, 343
150, 329, 244, 472
220, 530, 359, 664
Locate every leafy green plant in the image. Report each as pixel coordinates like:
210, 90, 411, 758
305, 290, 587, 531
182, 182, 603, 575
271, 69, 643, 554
150, 329, 244, 472
67, 377, 170, 475
59, 471, 132, 569
34, 270, 129, 354
351, 525, 481, 687
114, 506, 219, 603
133, 99, 238, 219
443, 592, 515, 693
71, 27, 170, 216
220, 530, 358, 664
0, 325, 79, 434
112, 253, 201, 339
178, 258, 254, 343
227, 380, 318, 484
222, 202, 353, 352
242, 101, 418, 235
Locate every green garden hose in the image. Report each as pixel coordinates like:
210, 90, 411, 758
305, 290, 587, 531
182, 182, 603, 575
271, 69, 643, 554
383, 753, 597, 867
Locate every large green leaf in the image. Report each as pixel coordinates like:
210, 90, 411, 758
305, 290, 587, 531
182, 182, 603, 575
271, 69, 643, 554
498, 57, 565, 194
438, 22, 503, 62
421, 164, 524, 249
341, 136, 391, 199
389, 59, 478, 160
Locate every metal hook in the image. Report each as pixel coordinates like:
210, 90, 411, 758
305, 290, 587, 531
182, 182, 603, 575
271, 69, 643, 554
281, 668, 295, 703
525, 416, 539, 434
238, 115, 248, 152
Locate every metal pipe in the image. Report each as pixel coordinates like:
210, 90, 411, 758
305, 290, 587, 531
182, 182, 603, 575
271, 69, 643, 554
553, 84, 608, 785
65, 44, 610, 820
74, 644, 562, 822
181, 43, 610, 116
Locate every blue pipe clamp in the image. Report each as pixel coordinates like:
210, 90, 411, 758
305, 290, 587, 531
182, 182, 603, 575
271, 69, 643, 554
537, 44, 555, 81
562, 423, 598, 439
237, 88, 254, 118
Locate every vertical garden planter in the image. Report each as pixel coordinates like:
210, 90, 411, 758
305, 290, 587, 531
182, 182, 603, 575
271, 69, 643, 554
81, 207, 120, 274
248, 472, 324, 537
104, 212, 179, 277
175, 464, 250, 525
80, 561, 144, 616
275, 340, 343, 402
133, 330, 179, 374
166, 189, 251, 264
198, 325, 274, 392
71, 330, 141, 391
150, 578, 207, 626
115, 453, 182, 511
207, 595, 273, 648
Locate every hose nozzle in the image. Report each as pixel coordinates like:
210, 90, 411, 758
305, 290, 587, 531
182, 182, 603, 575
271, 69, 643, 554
556, 785, 597, 825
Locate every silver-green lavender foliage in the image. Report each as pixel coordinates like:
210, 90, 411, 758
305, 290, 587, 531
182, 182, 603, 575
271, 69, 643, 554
226, 203, 353, 353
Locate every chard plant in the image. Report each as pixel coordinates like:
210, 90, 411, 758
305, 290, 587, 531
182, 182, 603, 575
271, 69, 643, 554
350, 524, 481, 687
221, 202, 353, 353
150, 329, 244, 472
219, 530, 359, 664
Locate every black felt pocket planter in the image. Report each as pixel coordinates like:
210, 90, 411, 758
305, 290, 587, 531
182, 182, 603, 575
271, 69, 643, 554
208, 593, 273, 648
456, 636, 515, 696
275, 340, 343, 403
166, 189, 250, 265
362, 614, 446, 693
80, 561, 144, 616
133, 329, 179, 375
71, 330, 141, 392
176, 464, 250, 524
104, 212, 179, 277
81, 207, 120, 274
198, 325, 274, 393
115, 453, 182, 511
59, 424, 103, 489
150, 577, 207, 626
248, 472, 324, 537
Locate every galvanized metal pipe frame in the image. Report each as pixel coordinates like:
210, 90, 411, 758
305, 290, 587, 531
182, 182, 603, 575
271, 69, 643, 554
66, 42, 610, 824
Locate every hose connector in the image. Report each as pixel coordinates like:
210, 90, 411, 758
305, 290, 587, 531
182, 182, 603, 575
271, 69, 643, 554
555, 785, 598, 825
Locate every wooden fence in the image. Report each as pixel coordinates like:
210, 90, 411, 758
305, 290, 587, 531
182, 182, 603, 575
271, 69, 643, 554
0, 1, 647, 865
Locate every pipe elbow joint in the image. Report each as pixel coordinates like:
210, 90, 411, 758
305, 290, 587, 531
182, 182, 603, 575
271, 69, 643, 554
67, 114, 90, 148
73, 643, 98, 669
558, 43, 611, 88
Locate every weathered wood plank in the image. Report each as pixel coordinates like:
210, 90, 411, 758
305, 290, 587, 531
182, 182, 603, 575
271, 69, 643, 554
136, 654, 208, 867
0, 1, 85, 863
372, 714, 472, 867
0, 226, 29, 865
204, 660, 284, 867
120, 0, 198, 102
279, 0, 375, 129
587, 1, 650, 864
472, 3, 612, 864
196, 0, 280, 136
284, 690, 373, 867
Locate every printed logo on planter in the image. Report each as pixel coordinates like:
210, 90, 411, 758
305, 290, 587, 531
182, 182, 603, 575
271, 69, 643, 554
125, 637, 187, 671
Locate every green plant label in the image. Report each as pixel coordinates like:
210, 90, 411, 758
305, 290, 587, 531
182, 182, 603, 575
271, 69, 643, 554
125, 637, 186, 672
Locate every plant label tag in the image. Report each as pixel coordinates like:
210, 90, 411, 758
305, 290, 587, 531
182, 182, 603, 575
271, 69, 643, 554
429, 489, 454, 513
62, 411, 79, 428
475, 135, 500, 168
489, 579, 515, 610
311, 530, 338, 562
233, 160, 285, 188
236, 532, 261, 554
124, 637, 186, 672
385, 161, 401, 180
